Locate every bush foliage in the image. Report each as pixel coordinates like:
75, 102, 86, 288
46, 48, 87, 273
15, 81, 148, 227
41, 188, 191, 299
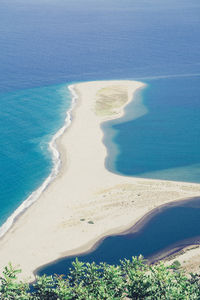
0, 256, 200, 299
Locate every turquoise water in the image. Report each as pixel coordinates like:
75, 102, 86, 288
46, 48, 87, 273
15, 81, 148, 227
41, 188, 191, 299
0, 84, 72, 229
0, 0, 200, 265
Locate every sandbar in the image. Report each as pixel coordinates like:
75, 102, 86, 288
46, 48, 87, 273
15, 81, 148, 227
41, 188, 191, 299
0, 80, 200, 281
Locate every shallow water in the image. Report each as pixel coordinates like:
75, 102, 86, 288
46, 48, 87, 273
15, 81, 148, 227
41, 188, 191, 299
104, 76, 200, 182
0, 84, 72, 229
1, 0, 200, 227
0, 0, 200, 275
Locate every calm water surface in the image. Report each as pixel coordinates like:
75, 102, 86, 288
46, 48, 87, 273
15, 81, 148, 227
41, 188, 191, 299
0, 0, 200, 274
37, 197, 200, 277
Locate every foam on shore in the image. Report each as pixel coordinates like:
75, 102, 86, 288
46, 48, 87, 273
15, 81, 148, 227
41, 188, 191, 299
0, 85, 77, 239
0, 80, 200, 281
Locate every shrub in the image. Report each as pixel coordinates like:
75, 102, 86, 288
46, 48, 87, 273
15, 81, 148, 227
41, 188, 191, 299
0, 257, 200, 299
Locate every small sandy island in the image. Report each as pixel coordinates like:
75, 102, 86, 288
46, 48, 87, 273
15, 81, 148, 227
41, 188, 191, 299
0, 80, 200, 281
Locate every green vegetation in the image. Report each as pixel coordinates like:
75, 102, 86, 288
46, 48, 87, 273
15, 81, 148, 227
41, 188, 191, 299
95, 86, 128, 117
88, 220, 94, 224
170, 260, 181, 270
0, 257, 200, 299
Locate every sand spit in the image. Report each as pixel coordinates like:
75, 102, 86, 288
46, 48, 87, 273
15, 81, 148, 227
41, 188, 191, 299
0, 80, 200, 281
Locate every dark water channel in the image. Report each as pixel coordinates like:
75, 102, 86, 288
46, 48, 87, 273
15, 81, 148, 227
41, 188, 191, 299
36, 197, 200, 277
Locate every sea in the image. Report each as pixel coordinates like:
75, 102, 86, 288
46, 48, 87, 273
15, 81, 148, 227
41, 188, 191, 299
0, 0, 200, 269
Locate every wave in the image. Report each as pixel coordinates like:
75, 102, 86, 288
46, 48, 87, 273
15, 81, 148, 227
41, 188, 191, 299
136, 72, 200, 81
0, 84, 77, 239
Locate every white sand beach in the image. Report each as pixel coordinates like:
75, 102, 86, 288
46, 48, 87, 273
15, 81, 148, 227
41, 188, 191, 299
0, 80, 200, 281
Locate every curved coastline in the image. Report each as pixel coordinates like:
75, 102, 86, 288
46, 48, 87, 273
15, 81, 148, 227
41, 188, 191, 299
0, 80, 200, 281
35, 195, 200, 277
0, 84, 77, 239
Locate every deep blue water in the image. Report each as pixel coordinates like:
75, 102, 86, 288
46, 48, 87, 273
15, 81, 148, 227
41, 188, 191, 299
0, 0, 200, 273
1, 0, 200, 94
37, 197, 200, 277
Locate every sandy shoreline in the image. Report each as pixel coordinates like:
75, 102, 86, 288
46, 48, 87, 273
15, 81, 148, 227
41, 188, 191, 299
0, 80, 200, 281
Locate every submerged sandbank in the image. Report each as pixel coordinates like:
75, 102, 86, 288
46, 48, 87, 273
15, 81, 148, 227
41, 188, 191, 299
0, 80, 200, 281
